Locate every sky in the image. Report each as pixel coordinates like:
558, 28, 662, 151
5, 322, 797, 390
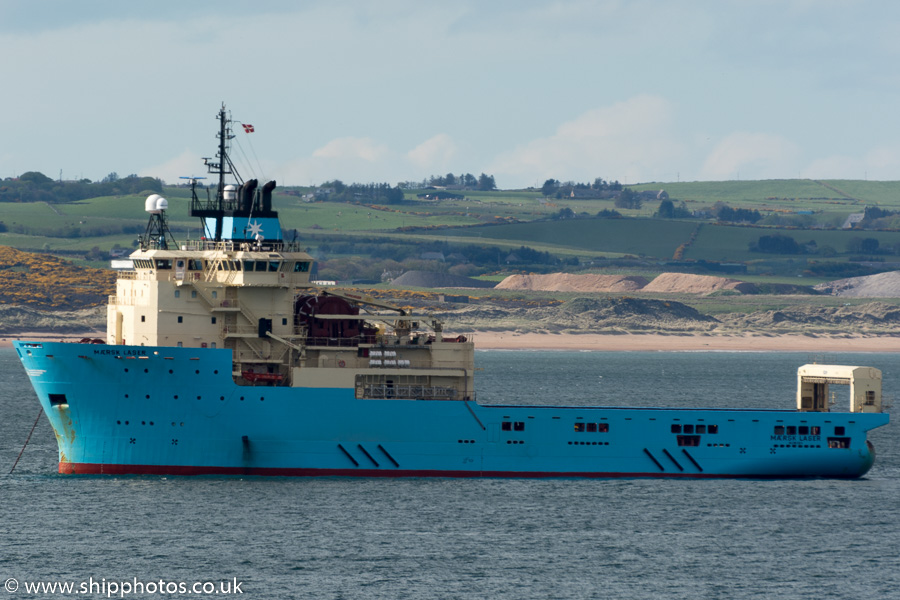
3, 0, 900, 189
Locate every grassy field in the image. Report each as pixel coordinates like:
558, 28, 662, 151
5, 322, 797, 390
417, 218, 900, 264
425, 218, 698, 258
4, 178, 900, 277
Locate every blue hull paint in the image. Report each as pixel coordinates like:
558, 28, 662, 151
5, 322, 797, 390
15, 341, 889, 478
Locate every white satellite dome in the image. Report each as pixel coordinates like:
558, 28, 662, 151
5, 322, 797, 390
224, 184, 237, 201
144, 194, 162, 213
144, 194, 168, 214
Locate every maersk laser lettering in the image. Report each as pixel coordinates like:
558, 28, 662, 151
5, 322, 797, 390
94, 348, 147, 356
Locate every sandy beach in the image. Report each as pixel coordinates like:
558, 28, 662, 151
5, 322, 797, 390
471, 331, 900, 352
4, 330, 900, 353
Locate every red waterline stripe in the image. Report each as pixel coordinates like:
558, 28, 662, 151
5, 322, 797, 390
58, 462, 831, 479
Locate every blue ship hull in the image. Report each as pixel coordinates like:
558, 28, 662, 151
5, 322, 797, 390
15, 341, 888, 479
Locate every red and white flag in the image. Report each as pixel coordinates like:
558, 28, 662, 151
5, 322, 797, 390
242, 124, 255, 133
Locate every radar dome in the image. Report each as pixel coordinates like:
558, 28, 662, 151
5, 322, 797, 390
224, 185, 237, 201
144, 194, 161, 213
144, 194, 168, 214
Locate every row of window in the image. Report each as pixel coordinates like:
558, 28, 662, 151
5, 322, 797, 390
773, 425, 829, 435
574, 423, 610, 433
134, 258, 310, 273
501, 421, 525, 432
157, 313, 287, 326
671, 424, 718, 434
677, 435, 701, 447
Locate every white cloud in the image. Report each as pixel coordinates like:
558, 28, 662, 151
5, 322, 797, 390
802, 145, 900, 180
698, 132, 798, 180
312, 137, 389, 162
406, 134, 457, 171
141, 150, 203, 185
487, 95, 685, 187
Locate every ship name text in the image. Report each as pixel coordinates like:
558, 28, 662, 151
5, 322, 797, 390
770, 435, 821, 442
94, 348, 148, 357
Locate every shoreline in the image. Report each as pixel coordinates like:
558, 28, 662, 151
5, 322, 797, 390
3, 330, 900, 353
470, 331, 900, 352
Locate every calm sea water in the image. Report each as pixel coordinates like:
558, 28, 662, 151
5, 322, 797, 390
1, 347, 898, 599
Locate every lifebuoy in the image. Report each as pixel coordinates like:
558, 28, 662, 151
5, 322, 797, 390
338, 360, 346, 368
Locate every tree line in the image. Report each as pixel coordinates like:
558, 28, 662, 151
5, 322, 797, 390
749, 234, 894, 256
1, 171, 163, 203
541, 178, 623, 197
313, 180, 405, 204
405, 173, 497, 191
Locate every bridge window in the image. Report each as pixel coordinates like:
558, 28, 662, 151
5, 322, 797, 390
294, 261, 310, 272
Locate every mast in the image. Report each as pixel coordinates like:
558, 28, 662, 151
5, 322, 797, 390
190, 104, 279, 244
197, 104, 243, 241
216, 104, 228, 212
